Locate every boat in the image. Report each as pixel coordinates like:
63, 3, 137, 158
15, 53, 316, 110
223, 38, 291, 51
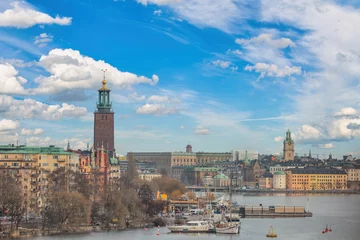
215, 170, 241, 234
215, 221, 240, 234
167, 221, 214, 233
266, 226, 277, 238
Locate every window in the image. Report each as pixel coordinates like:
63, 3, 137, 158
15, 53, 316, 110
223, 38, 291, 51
53, 163, 59, 167
42, 163, 48, 166
53, 155, 58, 160
4, 155, 8, 159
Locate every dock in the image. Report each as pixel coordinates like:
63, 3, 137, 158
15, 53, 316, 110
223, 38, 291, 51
238, 205, 312, 218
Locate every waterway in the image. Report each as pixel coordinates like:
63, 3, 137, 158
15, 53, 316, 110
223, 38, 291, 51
33, 193, 360, 240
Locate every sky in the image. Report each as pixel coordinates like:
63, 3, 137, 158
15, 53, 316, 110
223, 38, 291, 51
0, 0, 359, 158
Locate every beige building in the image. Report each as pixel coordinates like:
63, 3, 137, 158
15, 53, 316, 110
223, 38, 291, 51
273, 171, 287, 189
172, 152, 197, 166
259, 172, 273, 189
283, 130, 294, 161
138, 173, 162, 181
213, 173, 230, 187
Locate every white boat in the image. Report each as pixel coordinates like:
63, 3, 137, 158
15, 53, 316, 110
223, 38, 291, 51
215, 221, 241, 234
167, 220, 214, 233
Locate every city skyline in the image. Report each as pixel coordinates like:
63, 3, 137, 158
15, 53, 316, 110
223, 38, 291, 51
0, 0, 360, 158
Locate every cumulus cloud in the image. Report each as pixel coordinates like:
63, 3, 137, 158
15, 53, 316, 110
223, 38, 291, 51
274, 136, 283, 142
113, 92, 145, 103
136, 0, 244, 32
212, 60, 231, 69
34, 33, 53, 47
147, 95, 169, 103
21, 128, 44, 135
31, 48, 159, 94
0, 2, 72, 28
245, 63, 301, 80
294, 107, 360, 144
0, 95, 88, 120
0, 63, 28, 94
236, 34, 295, 49
136, 103, 177, 115
194, 126, 210, 135
313, 143, 335, 149
0, 119, 19, 131
334, 107, 357, 117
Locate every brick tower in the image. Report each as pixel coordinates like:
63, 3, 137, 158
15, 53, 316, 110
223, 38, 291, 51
94, 73, 115, 158
283, 129, 294, 161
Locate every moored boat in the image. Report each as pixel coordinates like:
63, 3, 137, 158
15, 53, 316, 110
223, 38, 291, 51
215, 221, 241, 234
167, 221, 214, 233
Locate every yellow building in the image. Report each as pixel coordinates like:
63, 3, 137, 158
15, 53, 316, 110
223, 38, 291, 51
0, 144, 79, 211
171, 152, 197, 166
286, 167, 348, 190
259, 172, 273, 189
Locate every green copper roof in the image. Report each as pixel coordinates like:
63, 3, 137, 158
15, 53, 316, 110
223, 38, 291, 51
0, 145, 74, 155
284, 129, 294, 144
213, 173, 229, 179
273, 171, 286, 175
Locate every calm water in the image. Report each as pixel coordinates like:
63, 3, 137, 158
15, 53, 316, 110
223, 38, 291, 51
34, 194, 360, 240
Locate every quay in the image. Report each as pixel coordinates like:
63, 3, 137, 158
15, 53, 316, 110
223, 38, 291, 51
186, 186, 360, 194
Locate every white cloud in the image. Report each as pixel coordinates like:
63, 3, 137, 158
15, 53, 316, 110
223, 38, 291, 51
136, 103, 177, 115
31, 49, 159, 94
274, 136, 283, 142
0, 2, 72, 28
245, 63, 301, 80
34, 33, 53, 47
314, 143, 335, 149
226, 49, 242, 56
0, 95, 88, 120
153, 9, 162, 16
148, 95, 169, 103
212, 60, 231, 69
260, 0, 360, 125
0, 119, 19, 131
194, 126, 210, 135
236, 33, 295, 49
235, 33, 296, 67
334, 107, 357, 117
294, 107, 360, 144
136, 0, 245, 32
180, 125, 184, 129
21, 128, 44, 135
0, 63, 28, 94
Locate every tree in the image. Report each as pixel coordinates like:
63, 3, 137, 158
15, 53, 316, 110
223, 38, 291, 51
0, 171, 26, 231
45, 191, 90, 227
205, 192, 216, 201
170, 190, 182, 199
186, 191, 196, 200
152, 177, 187, 195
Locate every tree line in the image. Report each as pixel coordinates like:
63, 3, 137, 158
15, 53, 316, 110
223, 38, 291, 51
0, 159, 188, 233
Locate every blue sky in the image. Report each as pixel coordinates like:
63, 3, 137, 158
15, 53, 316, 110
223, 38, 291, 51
0, 0, 359, 158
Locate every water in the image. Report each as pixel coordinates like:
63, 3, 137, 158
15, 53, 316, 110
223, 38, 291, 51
34, 194, 360, 240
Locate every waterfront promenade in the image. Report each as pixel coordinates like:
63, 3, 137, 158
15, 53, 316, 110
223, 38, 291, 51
186, 186, 360, 194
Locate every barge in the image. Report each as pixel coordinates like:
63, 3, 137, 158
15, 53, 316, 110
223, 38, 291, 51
239, 205, 312, 218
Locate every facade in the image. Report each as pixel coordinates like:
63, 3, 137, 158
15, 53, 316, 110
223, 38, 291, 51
202, 174, 214, 186
259, 172, 273, 189
128, 148, 232, 176
213, 173, 230, 187
273, 171, 287, 189
285, 167, 348, 190
94, 77, 115, 158
138, 173, 162, 181
171, 152, 197, 167
181, 166, 219, 185
283, 129, 294, 161
172, 166, 187, 180
269, 162, 305, 174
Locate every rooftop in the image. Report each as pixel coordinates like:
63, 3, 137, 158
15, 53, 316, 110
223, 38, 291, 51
0, 144, 74, 155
